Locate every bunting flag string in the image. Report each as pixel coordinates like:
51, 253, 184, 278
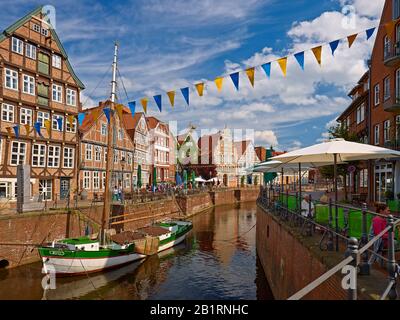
34, 122, 42, 137
195, 83, 204, 97
24, 124, 31, 135
44, 120, 51, 136
154, 95, 162, 112
230, 72, 240, 91
180, 87, 190, 106
6, 127, 12, 137
67, 115, 75, 128
104, 108, 111, 123
56, 117, 63, 131
120, 22, 397, 118
13, 125, 19, 138
115, 104, 124, 120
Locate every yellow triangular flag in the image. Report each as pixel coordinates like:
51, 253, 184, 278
44, 119, 51, 136
167, 91, 175, 107
277, 57, 287, 77
24, 124, 31, 135
311, 46, 322, 66
215, 77, 224, 92
245, 68, 255, 87
347, 34, 358, 48
115, 104, 124, 120
385, 20, 396, 38
141, 98, 148, 113
6, 127, 12, 136
91, 109, 100, 122
67, 115, 75, 127
195, 83, 204, 96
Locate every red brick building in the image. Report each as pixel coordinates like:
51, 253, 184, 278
369, 0, 400, 202
0, 7, 84, 202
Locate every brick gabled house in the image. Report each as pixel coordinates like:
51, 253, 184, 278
0, 6, 84, 202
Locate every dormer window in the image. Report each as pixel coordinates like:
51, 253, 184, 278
41, 28, 49, 37
32, 24, 41, 33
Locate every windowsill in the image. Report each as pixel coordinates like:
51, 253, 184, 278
5, 87, 19, 91
22, 91, 35, 96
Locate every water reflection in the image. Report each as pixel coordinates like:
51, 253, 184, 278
0, 203, 273, 300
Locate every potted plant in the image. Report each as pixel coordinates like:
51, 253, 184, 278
385, 190, 394, 201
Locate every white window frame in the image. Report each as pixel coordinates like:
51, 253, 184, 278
32, 144, 46, 167
83, 171, 91, 189
47, 145, 61, 168
1, 103, 14, 122
374, 124, 380, 145
66, 117, 77, 133
32, 24, 41, 33
384, 77, 391, 101
93, 172, 100, 190
39, 179, 52, 200
25, 43, 36, 60
52, 114, 64, 131
52, 54, 61, 69
37, 111, 50, 128
63, 147, 74, 168
20, 108, 33, 126
374, 84, 380, 106
10, 141, 26, 166
66, 88, 76, 106
11, 37, 23, 55
101, 123, 107, 136
5, 68, 18, 91
95, 146, 102, 162
384, 120, 391, 142
41, 28, 49, 37
23, 74, 35, 95
52, 84, 63, 103
85, 143, 93, 161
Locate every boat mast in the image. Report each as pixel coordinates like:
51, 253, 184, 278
100, 42, 118, 245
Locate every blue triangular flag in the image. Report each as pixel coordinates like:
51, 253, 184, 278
230, 72, 240, 91
78, 113, 86, 125
103, 108, 111, 123
261, 62, 271, 78
366, 27, 376, 40
294, 52, 305, 70
56, 117, 63, 131
329, 40, 340, 56
13, 125, 19, 138
34, 122, 42, 137
154, 95, 162, 112
128, 101, 136, 115
181, 87, 189, 106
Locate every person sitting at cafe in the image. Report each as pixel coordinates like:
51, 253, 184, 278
301, 195, 314, 218
319, 190, 330, 204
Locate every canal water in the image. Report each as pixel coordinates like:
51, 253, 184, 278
0, 202, 273, 300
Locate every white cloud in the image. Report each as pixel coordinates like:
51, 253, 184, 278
254, 130, 278, 146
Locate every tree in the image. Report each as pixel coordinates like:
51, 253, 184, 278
319, 123, 360, 201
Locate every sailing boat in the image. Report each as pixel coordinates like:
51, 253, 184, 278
38, 43, 148, 276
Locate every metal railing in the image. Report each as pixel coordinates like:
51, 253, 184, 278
257, 185, 400, 300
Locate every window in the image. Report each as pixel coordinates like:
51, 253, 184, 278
95, 146, 102, 161
1, 103, 14, 122
52, 84, 63, 102
25, 43, 36, 60
10, 141, 26, 165
32, 144, 46, 167
101, 123, 107, 136
5, 69, 18, 90
118, 129, 124, 140
41, 28, 49, 36
384, 120, 391, 142
374, 124, 380, 145
37, 111, 50, 128
38, 52, 49, 75
39, 179, 52, 200
93, 172, 100, 190
384, 77, 391, 101
66, 117, 77, 133
114, 150, 119, 163
47, 145, 61, 168
20, 108, 32, 126
121, 151, 126, 162
356, 104, 365, 124
83, 171, 90, 189
85, 144, 92, 160
32, 24, 40, 33
52, 114, 64, 131
374, 84, 380, 106
102, 172, 106, 189
384, 36, 391, 59
124, 173, 131, 189
52, 54, 61, 69
63, 147, 74, 168
394, 0, 400, 20
23, 75, 35, 95
37, 83, 49, 106
66, 88, 76, 106
11, 37, 23, 54
127, 152, 132, 165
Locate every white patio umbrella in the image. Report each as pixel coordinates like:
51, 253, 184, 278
195, 177, 207, 183
271, 138, 400, 203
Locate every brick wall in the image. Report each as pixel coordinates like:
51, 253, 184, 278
256, 206, 347, 300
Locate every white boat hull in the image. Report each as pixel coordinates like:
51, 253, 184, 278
42, 252, 146, 276
158, 234, 187, 252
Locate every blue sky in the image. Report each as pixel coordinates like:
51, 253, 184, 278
0, 0, 385, 151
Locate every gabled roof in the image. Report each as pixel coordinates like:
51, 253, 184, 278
0, 6, 85, 89
234, 140, 252, 157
